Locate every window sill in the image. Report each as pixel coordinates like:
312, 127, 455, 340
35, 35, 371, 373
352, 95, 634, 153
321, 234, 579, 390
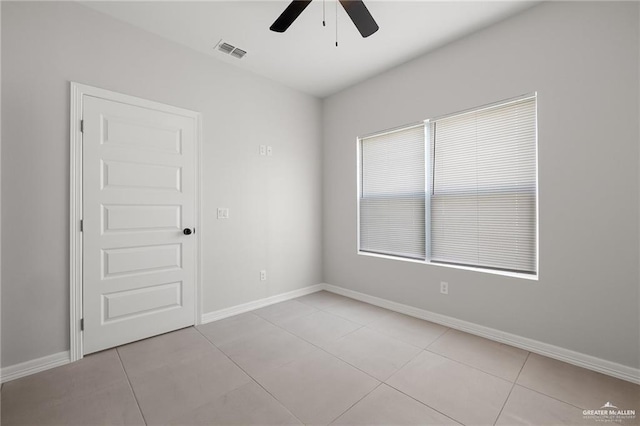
357, 251, 539, 281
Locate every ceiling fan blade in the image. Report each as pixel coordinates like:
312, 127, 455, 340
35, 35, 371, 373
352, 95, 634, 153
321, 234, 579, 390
270, 0, 313, 33
339, 0, 379, 38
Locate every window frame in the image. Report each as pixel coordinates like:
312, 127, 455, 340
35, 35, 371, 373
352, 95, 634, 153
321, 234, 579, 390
356, 93, 539, 280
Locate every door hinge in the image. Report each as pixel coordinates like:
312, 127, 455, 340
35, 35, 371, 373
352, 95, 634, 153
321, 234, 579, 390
80, 120, 84, 133
80, 219, 83, 232
80, 318, 84, 331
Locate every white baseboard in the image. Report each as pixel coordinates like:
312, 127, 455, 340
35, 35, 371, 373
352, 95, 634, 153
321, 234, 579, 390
200, 284, 325, 324
0, 284, 323, 384
3, 282, 637, 386
1, 351, 70, 384
322, 283, 640, 385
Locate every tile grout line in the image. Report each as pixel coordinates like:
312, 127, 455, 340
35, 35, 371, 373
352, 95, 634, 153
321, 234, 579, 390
514, 382, 590, 412
237, 298, 465, 424
217, 312, 320, 376
209, 299, 418, 423
319, 292, 640, 407
192, 326, 306, 425
327, 381, 385, 424
326, 334, 432, 425
218, 294, 521, 416
350, 345, 466, 424
380, 344, 523, 425
255, 318, 381, 383
254, 300, 321, 326
492, 351, 531, 426
255, 303, 437, 388
510, 351, 638, 412
217, 295, 567, 403
318, 298, 451, 352
250, 305, 389, 383
114, 347, 148, 426
380, 328, 467, 425
315, 299, 394, 327
294, 293, 347, 311
299, 297, 436, 360
381, 381, 464, 425
364, 323, 450, 352
385, 342, 424, 378
163, 328, 266, 423
422, 347, 521, 384
203, 294, 593, 426
308, 296, 511, 425
424, 326, 452, 349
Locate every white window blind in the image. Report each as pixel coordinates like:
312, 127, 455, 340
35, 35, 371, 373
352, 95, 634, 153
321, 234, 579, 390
430, 96, 537, 273
360, 124, 426, 259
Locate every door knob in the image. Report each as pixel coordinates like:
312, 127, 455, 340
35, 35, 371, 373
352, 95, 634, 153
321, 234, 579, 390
183, 228, 193, 235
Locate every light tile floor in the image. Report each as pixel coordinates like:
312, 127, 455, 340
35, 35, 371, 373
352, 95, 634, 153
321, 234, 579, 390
2, 291, 639, 425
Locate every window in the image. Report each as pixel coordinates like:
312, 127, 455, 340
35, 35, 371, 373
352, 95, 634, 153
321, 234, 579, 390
359, 124, 426, 259
358, 95, 537, 276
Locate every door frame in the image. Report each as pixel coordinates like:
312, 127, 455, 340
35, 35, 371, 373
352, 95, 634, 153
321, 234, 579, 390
69, 82, 203, 362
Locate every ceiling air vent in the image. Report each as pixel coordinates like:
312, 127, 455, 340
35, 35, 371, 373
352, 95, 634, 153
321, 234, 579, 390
216, 41, 247, 59
217, 42, 235, 54
230, 48, 247, 59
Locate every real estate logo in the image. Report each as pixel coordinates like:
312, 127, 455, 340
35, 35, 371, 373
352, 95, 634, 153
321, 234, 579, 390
583, 402, 636, 423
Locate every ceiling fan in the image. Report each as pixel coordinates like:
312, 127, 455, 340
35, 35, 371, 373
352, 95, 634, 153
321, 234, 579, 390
270, 0, 379, 38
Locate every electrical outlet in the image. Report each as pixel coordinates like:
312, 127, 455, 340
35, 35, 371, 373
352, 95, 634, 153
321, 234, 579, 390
260, 270, 267, 281
259, 145, 267, 156
217, 208, 229, 219
440, 281, 449, 295
266, 146, 273, 156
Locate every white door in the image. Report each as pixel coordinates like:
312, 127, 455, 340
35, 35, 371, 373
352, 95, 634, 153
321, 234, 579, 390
82, 95, 197, 354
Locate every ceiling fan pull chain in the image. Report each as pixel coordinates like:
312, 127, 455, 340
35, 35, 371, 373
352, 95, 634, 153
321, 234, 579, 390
335, 0, 338, 47
323, 0, 326, 26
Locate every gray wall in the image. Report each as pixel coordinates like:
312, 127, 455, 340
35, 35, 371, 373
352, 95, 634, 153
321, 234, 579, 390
2, 0, 639, 372
323, 1, 640, 368
1, 2, 322, 367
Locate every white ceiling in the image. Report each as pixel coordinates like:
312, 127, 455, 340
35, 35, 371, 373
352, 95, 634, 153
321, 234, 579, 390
82, 1, 537, 98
